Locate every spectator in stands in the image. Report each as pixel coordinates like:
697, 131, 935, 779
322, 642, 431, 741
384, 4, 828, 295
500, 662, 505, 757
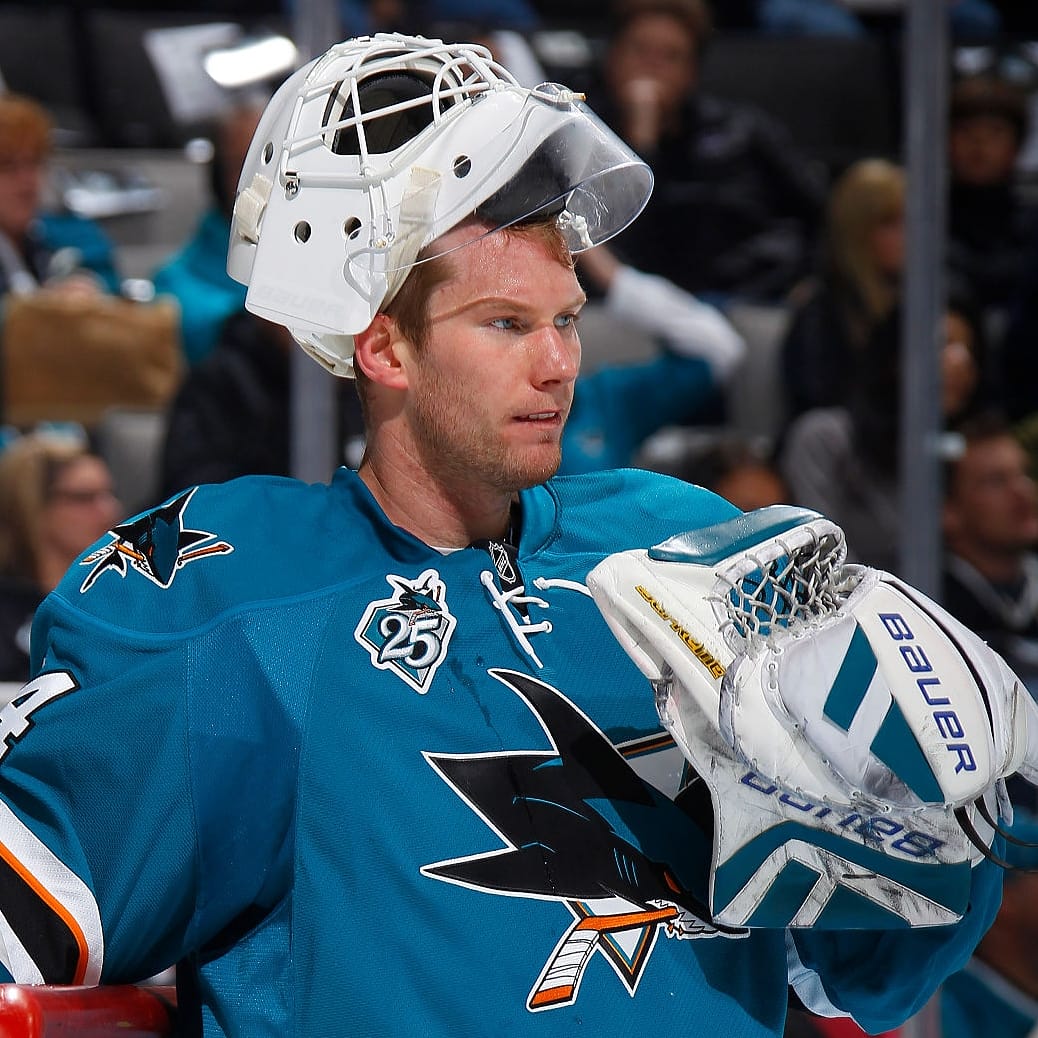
0, 432, 120, 682
559, 242, 745, 474
591, 0, 826, 304
692, 438, 788, 511
711, 463, 787, 512
942, 412, 1038, 699
779, 294, 986, 574
159, 311, 366, 500
151, 100, 264, 366
0, 92, 120, 299
648, 432, 790, 511
947, 73, 1037, 315
779, 158, 905, 424
1000, 228, 1038, 451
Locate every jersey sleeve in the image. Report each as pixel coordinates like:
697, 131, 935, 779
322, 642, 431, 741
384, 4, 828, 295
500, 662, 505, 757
786, 855, 1003, 1032
0, 582, 298, 986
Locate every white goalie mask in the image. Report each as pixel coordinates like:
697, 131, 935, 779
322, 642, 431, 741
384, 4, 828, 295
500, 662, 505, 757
226, 32, 653, 376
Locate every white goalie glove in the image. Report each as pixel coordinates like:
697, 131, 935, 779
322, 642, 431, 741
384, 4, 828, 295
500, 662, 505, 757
586, 505, 1038, 930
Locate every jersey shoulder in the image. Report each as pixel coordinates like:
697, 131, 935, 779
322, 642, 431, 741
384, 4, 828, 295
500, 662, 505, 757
537, 468, 741, 555
45, 472, 373, 636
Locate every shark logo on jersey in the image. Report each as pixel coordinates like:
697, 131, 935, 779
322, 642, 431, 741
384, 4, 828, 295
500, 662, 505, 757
355, 569, 457, 693
79, 488, 234, 592
422, 669, 746, 1013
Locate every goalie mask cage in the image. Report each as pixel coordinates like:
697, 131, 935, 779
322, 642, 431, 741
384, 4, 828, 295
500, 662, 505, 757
0, 984, 176, 1037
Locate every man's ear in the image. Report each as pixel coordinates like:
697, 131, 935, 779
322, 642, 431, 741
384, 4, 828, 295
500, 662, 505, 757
353, 314, 410, 390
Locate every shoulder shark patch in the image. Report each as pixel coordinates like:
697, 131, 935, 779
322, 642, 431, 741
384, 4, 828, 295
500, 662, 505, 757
79, 488, 233, 592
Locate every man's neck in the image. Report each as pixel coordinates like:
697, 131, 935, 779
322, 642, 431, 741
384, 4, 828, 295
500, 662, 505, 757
358, 456, 513, 549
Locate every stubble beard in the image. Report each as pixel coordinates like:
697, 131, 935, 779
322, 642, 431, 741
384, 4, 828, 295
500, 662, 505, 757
409, 380, 563, 494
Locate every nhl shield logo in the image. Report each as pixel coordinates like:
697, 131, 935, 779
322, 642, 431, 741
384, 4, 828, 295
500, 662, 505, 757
355, 569, 457, 693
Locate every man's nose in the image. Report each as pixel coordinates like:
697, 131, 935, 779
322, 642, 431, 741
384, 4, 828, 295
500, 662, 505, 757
531, 325, 580, 386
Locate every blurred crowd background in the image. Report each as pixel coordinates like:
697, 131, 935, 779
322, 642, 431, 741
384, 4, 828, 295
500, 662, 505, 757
0, 3, 1037, 1035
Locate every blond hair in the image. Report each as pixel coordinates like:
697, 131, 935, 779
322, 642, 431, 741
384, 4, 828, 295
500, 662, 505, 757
825, 158, 906, 325
0, 434, 88, 584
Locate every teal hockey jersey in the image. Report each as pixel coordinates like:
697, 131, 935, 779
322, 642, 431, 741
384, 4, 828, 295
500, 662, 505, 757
0, 467, 1002, 1036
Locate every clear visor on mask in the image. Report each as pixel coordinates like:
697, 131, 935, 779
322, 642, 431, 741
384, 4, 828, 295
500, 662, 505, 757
346, 83, 653, 287
471, 85, 653, 252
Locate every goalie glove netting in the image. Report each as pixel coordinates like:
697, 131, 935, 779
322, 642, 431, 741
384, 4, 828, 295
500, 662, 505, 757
650, 508, 849, 658
716, 526, 848, 647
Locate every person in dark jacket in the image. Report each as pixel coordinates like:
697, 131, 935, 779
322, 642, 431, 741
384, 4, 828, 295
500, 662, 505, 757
946, 73, 1037, 314
591, 0, 826, 303
151, 101, 265, 366
779, 158, 905, 423
0, 92, 120, 299
159, 310, 365, 499
0, 433, 121, 682
942, 412, 1038, 702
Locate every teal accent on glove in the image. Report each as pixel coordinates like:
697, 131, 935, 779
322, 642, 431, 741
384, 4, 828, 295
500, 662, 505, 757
648, 505, 824, 566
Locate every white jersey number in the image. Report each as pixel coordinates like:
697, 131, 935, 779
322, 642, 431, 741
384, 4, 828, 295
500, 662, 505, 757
0, 672, 77, 763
